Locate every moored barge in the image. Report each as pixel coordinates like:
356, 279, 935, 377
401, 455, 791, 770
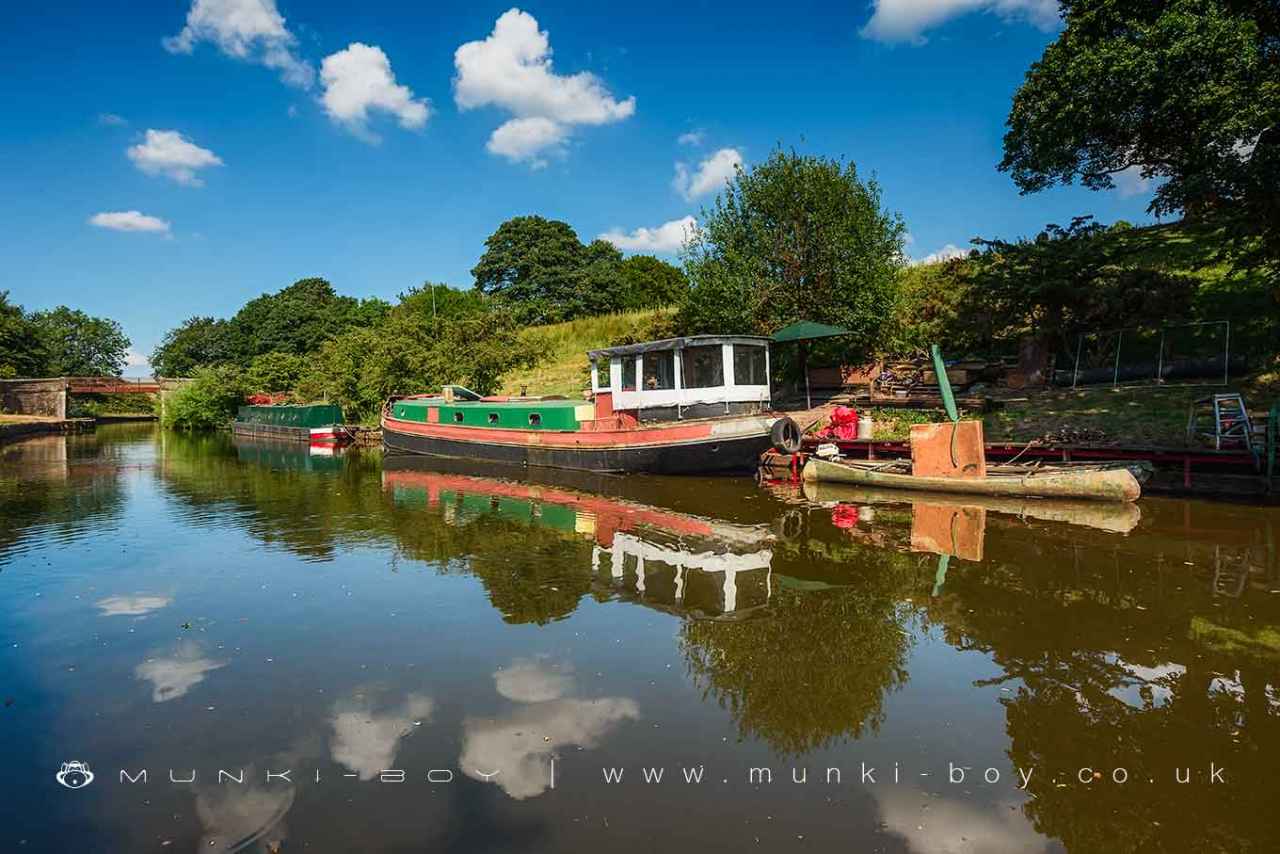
233, 403, 349, 444
381, 335, 799, 474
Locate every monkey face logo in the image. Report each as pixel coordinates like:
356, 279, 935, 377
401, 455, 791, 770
56, 761, 94, 789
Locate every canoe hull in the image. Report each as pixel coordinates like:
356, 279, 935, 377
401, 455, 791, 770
802, 457, 1142, 502
382, 415, 775, 475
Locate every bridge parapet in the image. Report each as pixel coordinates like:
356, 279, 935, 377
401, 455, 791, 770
2, 376, 195, 419
0, 378, 68, 418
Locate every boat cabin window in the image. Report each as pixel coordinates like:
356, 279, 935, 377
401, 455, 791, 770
593, 359, 610, 390
733, 344, 768, 385
453, 411, 465, 423
528, 412, 541, 426
621, 357, 638, 391
680, 344, 723, 389
488, 412, 499, 424
642, 351, 675, 390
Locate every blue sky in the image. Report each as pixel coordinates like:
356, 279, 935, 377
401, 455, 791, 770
0, 1, 1161, 372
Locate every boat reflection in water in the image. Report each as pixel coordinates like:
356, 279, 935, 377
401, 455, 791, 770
795, 480, 1144, 594
382, 457, 775, 619
8, 426, 1280, 851
233, 435, 348, 472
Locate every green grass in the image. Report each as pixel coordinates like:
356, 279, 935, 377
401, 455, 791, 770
983, 370, 1280, 447
499, 308, 674, 397
847, 368, 1280, 447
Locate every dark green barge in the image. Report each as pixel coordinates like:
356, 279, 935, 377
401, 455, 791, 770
233, 404, 348, 444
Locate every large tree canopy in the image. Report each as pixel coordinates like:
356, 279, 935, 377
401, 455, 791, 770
0, 291, 47, 378
224, 277, 389, 363
29, 306, 131, 376
617, 255, 689, 310
678, 148, 907, 356
1000, 0, 1279, 267
471, 216, 636, 323
968, 217, 1198, 353
150, 316, 232, 377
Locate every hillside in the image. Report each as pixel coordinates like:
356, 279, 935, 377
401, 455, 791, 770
498, 308, 674, 397
899, 215, 1276, 357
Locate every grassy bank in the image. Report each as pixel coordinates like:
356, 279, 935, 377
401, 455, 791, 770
859, 369, 1280, 447
498, 308, 673, 397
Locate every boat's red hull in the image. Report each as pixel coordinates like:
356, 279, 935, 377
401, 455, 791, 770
380, 414, 776, 474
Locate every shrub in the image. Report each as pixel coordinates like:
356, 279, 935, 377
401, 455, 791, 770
160, 365, 247, 430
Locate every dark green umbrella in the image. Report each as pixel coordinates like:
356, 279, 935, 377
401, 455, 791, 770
770, 321, 854, 408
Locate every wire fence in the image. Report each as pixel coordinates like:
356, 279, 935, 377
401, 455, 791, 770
1055, 321, 1232, 389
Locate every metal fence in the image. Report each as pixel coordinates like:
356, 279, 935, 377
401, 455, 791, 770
1058, 321, 1232, 389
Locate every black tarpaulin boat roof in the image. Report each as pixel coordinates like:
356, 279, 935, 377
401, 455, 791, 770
587, 334, 770, 360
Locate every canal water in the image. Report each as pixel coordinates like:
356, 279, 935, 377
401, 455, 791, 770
2, 424, 1278, 853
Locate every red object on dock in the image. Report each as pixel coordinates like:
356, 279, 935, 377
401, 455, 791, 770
828, 406, 859, 441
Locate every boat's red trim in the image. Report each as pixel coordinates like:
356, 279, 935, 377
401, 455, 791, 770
381, 469, 717, 545
381, 414, 719, 450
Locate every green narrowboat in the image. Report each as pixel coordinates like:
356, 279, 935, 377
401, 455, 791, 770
381, 335, 801, 474
233, 403, 348, 444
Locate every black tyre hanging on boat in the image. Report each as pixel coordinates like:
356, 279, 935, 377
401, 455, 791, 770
770, 416, 802, 453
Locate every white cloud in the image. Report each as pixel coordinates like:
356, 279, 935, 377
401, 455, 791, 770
88, 211, 172, 234
874, 787, 1046, 854
486, 116, 567, 167
164, 0, 314, 88
861, 0, 1061, 45
599, 215, 697, 254
494, 659, 575, 703
127, 129, 223, 186
1113, 165, 1152, 197
319, 43, 430, 142
673, 147, 742, 201
913, 242, 969, 264
98, 113, 127, 127
461, 697, 639, 799
677, 130, 705, 146
460, 659, 638, 799
330, 692, 435, 781
95, 594, 170, 616
135, 642, 226, 702
124, 349, 151, 370
454, 8, 635, 166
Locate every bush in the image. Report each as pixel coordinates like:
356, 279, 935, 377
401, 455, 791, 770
678, 148, 907, 360
161, 365, 247, 430
296, 303, 538, 423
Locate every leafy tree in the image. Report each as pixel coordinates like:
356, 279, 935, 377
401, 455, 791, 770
678, 148, 907, 357
999, 0, 1280, 271
296, 300, 537, 422
967, 216, 1198, 354
244, 351, 307, 394
224, 277, 377, 363
29, 306, 130, 376
0, 291, 47, 378
150, 316, 232, 376
396, 282, 488, 322
617, 255, 689, 310
471, 216, 628, 323
890, 257, 985, 355
160, 365, 247, 430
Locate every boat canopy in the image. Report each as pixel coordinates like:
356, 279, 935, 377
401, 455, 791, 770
587, 335, 770, 360
588, 335, 772, 411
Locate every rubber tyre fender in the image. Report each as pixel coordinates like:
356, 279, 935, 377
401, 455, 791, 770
770, 416, 802, 453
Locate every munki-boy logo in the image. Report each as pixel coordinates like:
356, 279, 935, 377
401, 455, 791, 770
56, 761, 95, 789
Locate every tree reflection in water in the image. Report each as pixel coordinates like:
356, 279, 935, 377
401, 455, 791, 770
56, 427, 1279, 850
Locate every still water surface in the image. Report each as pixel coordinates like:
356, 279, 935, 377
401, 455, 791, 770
2, 425, 1278, 853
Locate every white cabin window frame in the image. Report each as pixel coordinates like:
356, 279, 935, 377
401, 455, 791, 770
608, 338, 771, 411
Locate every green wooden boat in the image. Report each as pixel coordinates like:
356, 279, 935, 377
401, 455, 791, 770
233, 403, 347, 443
802, 457, 1145, 502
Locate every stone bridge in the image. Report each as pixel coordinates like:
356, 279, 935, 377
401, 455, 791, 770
0, 377, 192, 419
